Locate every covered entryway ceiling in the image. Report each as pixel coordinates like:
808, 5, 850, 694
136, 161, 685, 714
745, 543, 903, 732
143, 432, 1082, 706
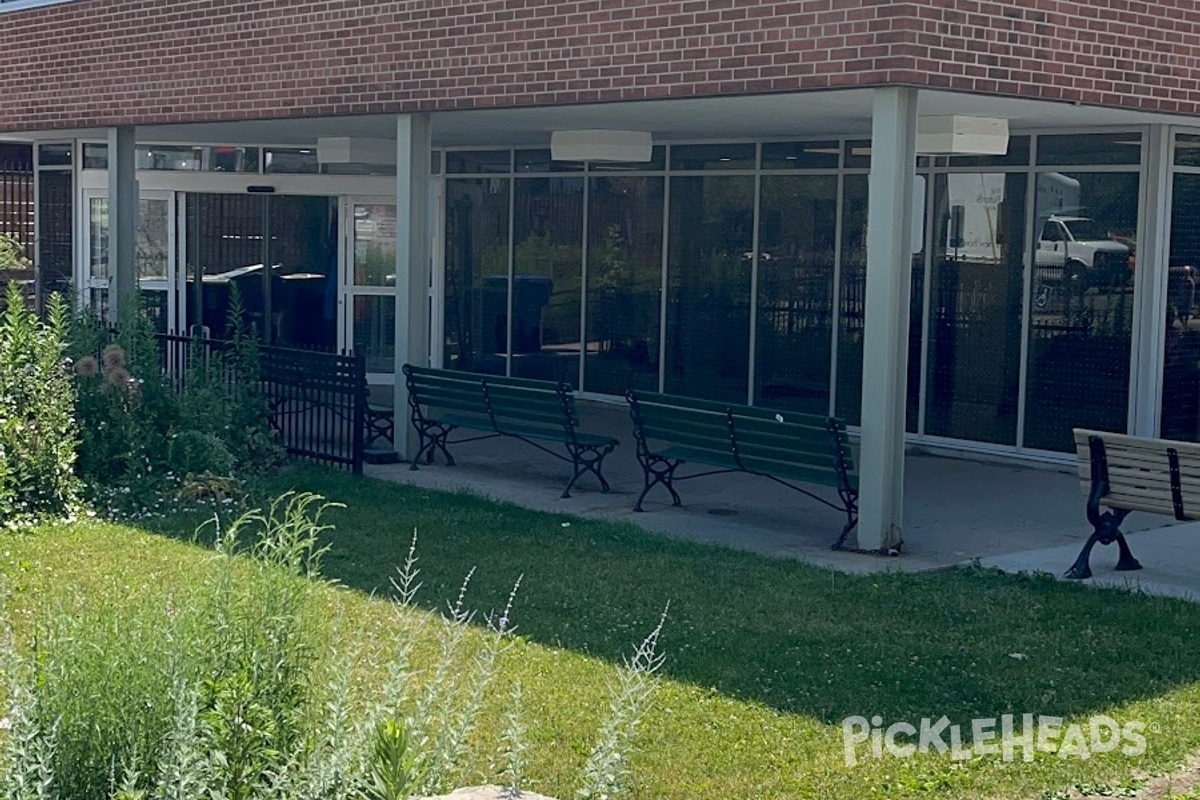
4, 89, 1197, 146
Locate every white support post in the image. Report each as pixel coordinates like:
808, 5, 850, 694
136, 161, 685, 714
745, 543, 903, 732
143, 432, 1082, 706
394, 114, 433, 460
1130, 124, 1172, 438
857, 87, 919, 552
107, 126, 137, 324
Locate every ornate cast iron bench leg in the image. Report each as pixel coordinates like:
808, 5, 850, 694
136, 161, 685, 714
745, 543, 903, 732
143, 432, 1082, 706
633, 453, 682, 512
830, 490, 859, 551
562, 441, 616, 499
410, 418, 456, 471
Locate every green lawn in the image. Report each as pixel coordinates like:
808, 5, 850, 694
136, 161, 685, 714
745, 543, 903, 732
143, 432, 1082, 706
6, 463, 1200, 799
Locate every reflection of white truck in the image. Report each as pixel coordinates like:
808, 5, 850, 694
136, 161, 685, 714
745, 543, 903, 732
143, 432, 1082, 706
1034, 172, 1131, 288
1036, 215, 1131, 288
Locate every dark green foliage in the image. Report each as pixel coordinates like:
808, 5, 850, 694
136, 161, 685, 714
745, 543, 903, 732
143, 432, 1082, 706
69, 288, 283, 515
0, 283, 80, 526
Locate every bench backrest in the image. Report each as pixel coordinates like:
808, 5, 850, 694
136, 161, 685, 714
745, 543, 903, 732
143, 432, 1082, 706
628, 390, 855, 484
404, 364, 578, 433
1074, 428, 1200, 520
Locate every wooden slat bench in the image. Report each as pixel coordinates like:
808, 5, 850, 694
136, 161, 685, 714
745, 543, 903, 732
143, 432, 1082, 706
625, 390, 860, 549
1065, 428, 1200, 579
403, 364, 619, 498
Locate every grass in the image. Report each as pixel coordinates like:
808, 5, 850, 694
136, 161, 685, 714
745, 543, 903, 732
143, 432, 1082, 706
5, 463, 1200, 799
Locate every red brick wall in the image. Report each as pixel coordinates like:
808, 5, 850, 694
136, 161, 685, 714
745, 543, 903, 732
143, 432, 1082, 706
909, 0, 1200, 115
0, 0, 1197, 133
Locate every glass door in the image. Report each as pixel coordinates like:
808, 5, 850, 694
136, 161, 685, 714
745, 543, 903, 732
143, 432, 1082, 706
182, 193, 337, 347
342, 198, 397, 381
82, 189, 177, 332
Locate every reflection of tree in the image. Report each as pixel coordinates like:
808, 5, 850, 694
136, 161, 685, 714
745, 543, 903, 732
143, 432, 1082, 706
589, 224, 634, 292
356, 244, 395, 285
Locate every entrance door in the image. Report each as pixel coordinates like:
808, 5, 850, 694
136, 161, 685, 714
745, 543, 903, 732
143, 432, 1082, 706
81, 189, 177, 331
182, 193, 338, 346
341, 198, 397, 382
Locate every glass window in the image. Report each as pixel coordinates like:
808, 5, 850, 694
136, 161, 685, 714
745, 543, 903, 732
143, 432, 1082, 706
924, 172, 1027, 444
184, 193, 269, 338
268, 196, 337, 349
836, 174, 869, 423
138, 145, 259, 172
352, 204, 396, 286
37, 143, 71, 167
514, 149, 584, 173
843, 140, 872, 169
137, 198, 170, 280
88, 197, 173, 302
1161, 173, 1200, 440
446, 150, 512, 174
927, 136, 1031, 169
664, 174, 754, 401
835, 174, 922, 429
1036, 133, 1142, 166
589, 146, 667, 172
83, 143, 108, 170
584, 176, 665, 395
264, 148, 319, 174
352, 296, 396, 374
1175, 134, 1200, 168
509, 178, 585, 385
36, 170, 72, 300
1025, 171, 1139, 451
754, 174, 838, 414
443, 178, 511, 375
669, 144, 756, 171
760, 141, 841, 170
88, 198, 108, 280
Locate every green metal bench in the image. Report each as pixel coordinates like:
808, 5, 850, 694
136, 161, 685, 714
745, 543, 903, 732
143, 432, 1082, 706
626, 390, 859, 548
403, 364, 619, 498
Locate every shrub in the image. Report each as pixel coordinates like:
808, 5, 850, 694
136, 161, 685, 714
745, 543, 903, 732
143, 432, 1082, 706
69, 290, 283, 518
0, 282, 80, 527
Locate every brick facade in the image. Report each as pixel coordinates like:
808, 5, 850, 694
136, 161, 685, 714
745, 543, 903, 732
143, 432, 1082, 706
0, 0, 1197, 133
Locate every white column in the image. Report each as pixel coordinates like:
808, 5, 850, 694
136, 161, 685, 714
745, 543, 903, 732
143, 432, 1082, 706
1129, 124, 1172, 437
107, 126, 137, 324
394, 113, 433, 459
857, 87, 919, 552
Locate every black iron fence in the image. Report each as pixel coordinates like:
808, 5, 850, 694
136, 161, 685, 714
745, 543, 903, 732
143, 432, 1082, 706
156, 334, 367, 474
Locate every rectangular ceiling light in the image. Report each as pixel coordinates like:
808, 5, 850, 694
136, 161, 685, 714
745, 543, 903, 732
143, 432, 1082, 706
551, 130, 653, 162
917, 116, 1009, 156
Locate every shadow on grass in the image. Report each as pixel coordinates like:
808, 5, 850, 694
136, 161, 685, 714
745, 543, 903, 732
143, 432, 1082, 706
146, 464, 1200, 726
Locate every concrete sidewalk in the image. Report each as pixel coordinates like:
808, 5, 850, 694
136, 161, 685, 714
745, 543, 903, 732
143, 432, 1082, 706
367, 400, 1194, 594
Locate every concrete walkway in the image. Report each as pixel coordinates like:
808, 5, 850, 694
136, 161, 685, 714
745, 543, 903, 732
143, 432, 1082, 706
368, 400, 1197, 595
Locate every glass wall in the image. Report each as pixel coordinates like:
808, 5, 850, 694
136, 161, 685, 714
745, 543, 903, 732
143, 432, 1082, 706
924, 172, 1027, 444
349, 203, 398, 374
511, 177, 584, 384
443, 176, 511, 375
1024, 165, 1140, 449
438, 133, 1144, 455
584, 175, 664, 395
755, 174, 837, 414
665, 173, 754, 401
1162, 137, 1200, 440
183, 194, 336, 349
